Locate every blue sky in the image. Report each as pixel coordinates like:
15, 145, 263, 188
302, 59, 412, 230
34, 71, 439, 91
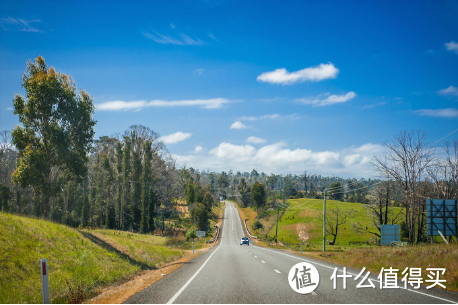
1, 0, 457, 178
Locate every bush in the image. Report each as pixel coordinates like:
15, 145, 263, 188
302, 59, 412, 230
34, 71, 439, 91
252, 220, 263, 230
185, 228, 197, 241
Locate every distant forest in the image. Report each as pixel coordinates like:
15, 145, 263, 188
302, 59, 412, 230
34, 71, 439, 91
0, 125, 376, 233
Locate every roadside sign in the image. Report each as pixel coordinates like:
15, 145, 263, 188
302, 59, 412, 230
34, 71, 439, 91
196, 231, 206, 237
380, 224, 400, 245
427, 199, 457, 238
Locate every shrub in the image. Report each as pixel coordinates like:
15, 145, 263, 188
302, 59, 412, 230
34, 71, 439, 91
252, 220, 263, 230
185, 228, 197, 241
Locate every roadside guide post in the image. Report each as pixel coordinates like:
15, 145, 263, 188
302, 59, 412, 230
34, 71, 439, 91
300, 242, 302, 253
41, 259, 50, 304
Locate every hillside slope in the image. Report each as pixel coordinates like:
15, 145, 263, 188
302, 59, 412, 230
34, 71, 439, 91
0, 212, 183, 303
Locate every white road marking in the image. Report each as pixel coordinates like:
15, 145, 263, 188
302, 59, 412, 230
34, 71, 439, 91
166, 238, 222, 303
261, 260, 265, 263
254, 245, 457, 304
254, 255, 258, 258
227, 201, 457, 305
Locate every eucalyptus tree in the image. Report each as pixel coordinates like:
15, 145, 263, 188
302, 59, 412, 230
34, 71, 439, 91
11, 56, 96, 218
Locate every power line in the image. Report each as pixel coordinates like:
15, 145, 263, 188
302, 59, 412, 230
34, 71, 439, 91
431, 128, 458, 146
327, 180, 385, 196
325, 180, 365, 192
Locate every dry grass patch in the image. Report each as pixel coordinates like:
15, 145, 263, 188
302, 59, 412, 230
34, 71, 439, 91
298, 209, 320, 218
306, 243, 458, 292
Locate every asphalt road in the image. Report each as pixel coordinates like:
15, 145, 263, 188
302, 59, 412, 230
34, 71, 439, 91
125, 201, 458, 304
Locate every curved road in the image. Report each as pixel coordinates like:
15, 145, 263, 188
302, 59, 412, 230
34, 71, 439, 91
125, 201, 458, 304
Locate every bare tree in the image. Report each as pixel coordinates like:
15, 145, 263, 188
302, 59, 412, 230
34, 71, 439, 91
372, 130, 434, 243
353, 180, 404, 238
325, 206, 356, 245
428, 140, 458, 200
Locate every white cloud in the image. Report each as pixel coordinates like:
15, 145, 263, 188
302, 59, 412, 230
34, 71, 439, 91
143, 30, 205, 45
210, 142, 256, 159
173, 141, 385, 178
96, 98, 232, 111
239, 113, 287, 121
1, 17, 42, 32
230, 121, 247, 129
438, 85, 458, 97
246, 136, 266, 144
257, 63, 339, 85
194, 146, 203, 153
445, 41, 458, 54
416, 108, 458, 118
296, 91, 356, 106
194, 68, 204, 75
160, 131, 192, 144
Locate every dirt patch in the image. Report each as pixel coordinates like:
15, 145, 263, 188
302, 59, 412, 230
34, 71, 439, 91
298, 209, 320, 218
297, 224, 310, 242
175, 204, 189, 217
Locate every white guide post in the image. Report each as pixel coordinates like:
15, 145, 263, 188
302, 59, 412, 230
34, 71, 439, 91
41, 259, 50, 304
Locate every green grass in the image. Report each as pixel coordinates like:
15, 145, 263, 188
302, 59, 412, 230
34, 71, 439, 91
262, 198, 403, 248
82, 229, 182, 269
0, 212, 184, 303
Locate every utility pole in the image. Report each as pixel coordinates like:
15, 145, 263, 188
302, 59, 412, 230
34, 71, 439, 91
275, 203, 280, 244
323, 189, 327, 252
275, 178, 282, 244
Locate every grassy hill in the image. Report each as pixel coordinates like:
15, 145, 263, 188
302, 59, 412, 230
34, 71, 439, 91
240, 197, 403, 250
0, 212, 184, 303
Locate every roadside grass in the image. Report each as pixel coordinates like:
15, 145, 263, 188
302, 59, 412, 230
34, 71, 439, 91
82, 229, 182, 269
0, 212, 185, 303
306, 243, 458, 291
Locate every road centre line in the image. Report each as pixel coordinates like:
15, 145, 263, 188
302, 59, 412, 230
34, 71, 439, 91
261, 260, 265, 263
274, 269, 281, 273
253, 245, 457, 304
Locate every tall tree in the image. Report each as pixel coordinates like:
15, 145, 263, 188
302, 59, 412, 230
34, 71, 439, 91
132, 150, 142, 230
251, 181, 267, 210
115, 142, 123, 229
122, 137, 132, 229
238, 177, 251, 207
11, 56, 95, 218
140, 141, 153, 233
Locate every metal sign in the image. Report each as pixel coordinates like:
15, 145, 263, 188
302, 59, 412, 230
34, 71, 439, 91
196, 231, 206, 237
380, 224, 400, 245
427, 199, 457, 237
